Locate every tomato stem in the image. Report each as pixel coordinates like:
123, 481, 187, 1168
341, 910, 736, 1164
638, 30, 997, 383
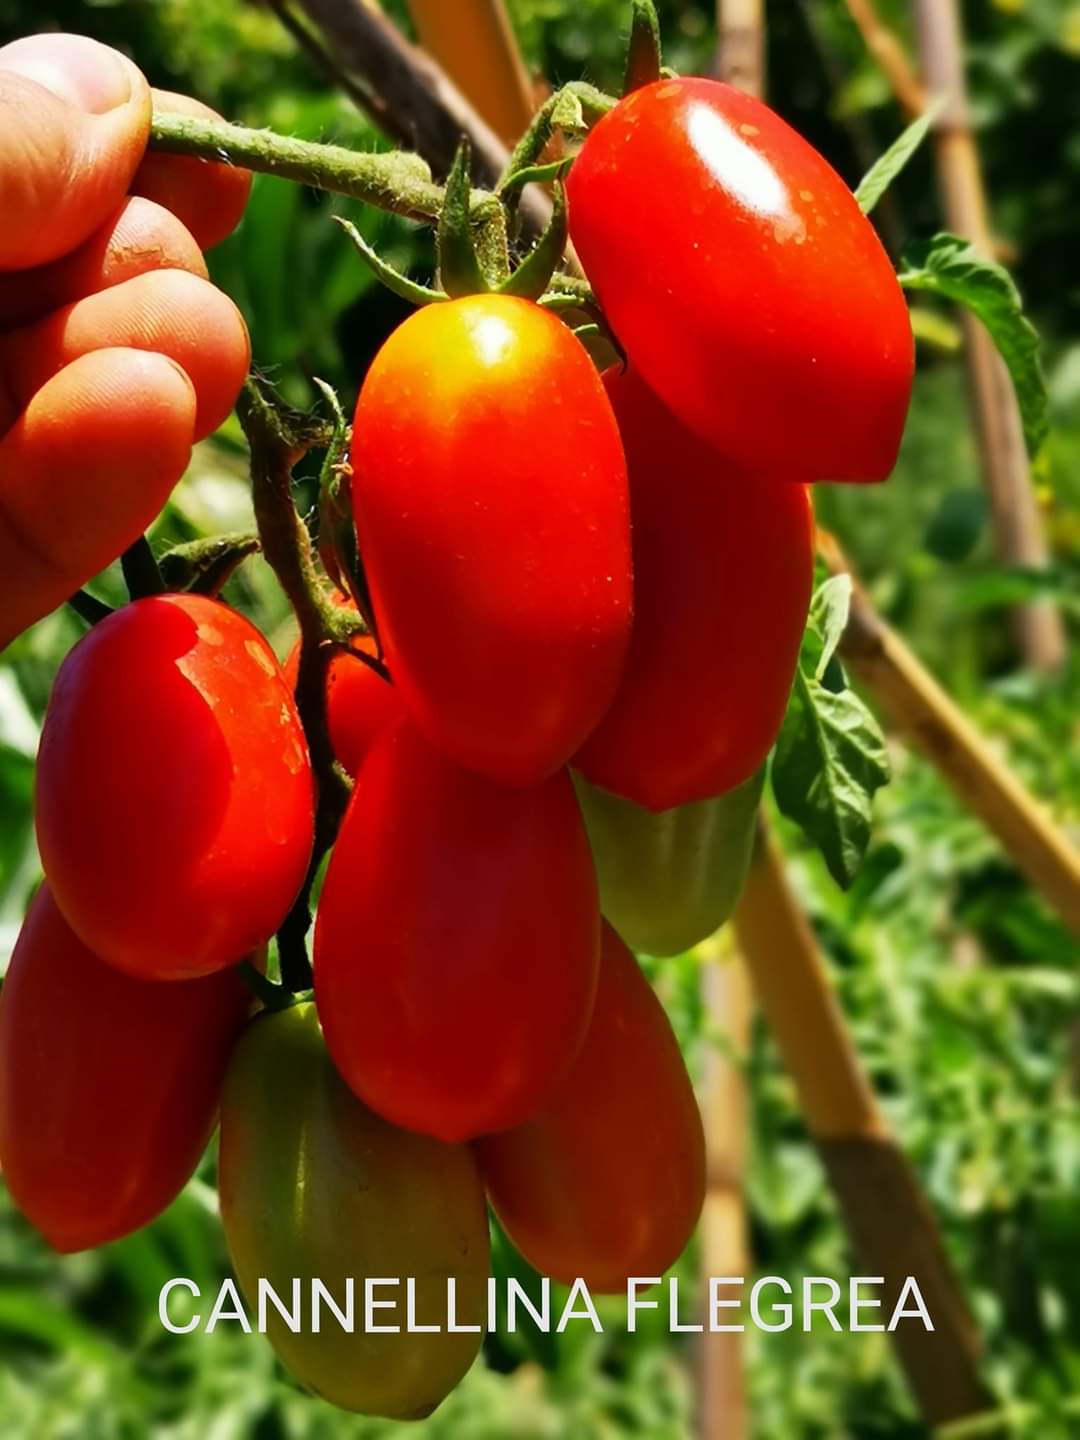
239, 959, 298, 1013
148, 113, 488, 226
120, 541, 167, 601
238, 378, 372, 992
66, 590, 113, 627
496, 82, 613, 223
121, 537, 166, 600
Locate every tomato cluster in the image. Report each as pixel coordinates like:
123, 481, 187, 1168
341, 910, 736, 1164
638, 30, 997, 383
0, 71, 909, 1421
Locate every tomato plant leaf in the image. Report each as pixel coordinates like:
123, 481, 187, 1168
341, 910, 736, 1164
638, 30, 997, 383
772, 670, 891, 889
899, 233, 1049, 457
854, 100, 942, 216
807, 573, 852, 681
772, 576, 890, 888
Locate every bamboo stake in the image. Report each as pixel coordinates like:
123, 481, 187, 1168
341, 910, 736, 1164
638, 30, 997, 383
842, 0, 925, 118
693, 14, 767, 1437
714, 0, 764, 96
697, 938, 751, 1440
405, 0, 538, 146
734, 824, 1000, 1431
818, 533, 1080, 936
285, 0, 557, 245
840, 0, 1064, 668
915, 0, 1064, 672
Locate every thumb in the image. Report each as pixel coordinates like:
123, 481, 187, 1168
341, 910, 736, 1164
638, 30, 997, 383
0, 34, 151, 272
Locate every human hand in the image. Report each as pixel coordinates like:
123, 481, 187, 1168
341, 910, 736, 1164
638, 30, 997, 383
0, 33, 253, 648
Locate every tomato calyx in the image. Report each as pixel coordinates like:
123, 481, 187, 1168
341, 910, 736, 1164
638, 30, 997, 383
438, 141, 500, 297
624, 0, 663, 95
157, 532, 261, 596
68, 532, 262, 631
338, 141, 573, 309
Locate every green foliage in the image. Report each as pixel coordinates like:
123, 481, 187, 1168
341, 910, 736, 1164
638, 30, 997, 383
900, 234, 1050, 457
854, 101, 942, 216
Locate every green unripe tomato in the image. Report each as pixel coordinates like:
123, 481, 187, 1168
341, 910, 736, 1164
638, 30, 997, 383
218, 1004, 489, 1419
573, 769, 765, 956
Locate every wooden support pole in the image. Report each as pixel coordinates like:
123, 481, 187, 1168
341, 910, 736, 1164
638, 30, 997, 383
839, 0, 1064, 668
697, 940, 752, 1440
734, 825, 1001, 1432
839, 0, 1065, 671
405, 0, 537, 146
842, 0, 926, 118
284, 0, 555, 244
913, 0, 1065, 673
695, 12, 767, 1437
714, 0, 764, 96
819, 534, 1080, 936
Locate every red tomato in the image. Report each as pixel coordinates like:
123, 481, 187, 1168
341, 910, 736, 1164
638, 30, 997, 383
313, 719, 600, 1142
36, 594, 314, 980
350, 294, 632, 786
476, 921, 705, 1293
574, 367, 814, 810
567, 78, 913, 483
283, 628, 403, 777
0, 886, 252, 1252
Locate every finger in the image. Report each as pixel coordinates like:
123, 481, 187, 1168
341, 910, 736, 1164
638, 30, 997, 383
0, 35, 151, 271
0, 349, 196, 649
132, 91, 252, 251
0, 268, 251, 439
0, 195, 207, 331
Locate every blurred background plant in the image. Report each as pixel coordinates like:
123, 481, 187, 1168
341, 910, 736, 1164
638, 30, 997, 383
0, 1, 1077, 1436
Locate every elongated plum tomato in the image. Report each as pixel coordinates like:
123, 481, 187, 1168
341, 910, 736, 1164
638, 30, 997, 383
219, 1003, 489, 1418
283, 619, 403, 778
567, 78, 914, 483
476, 922, 705, 1293
35, 594, 314, 979
0, 886, 252, 1252
573, 767, 764, 957
350, 294, 632, 786
314, 719, 600, 1142
574, 367, 814, 811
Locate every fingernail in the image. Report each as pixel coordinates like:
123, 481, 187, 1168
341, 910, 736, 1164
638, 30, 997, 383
0, 34, 133, 114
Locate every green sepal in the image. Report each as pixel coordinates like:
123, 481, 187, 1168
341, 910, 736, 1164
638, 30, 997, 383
334, 216, 445, 307
498, 183, 569, 301
437, 141, 490, 298
499, 156, 574, 202
625, 0, 663, 94
158, 533, 261, 597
